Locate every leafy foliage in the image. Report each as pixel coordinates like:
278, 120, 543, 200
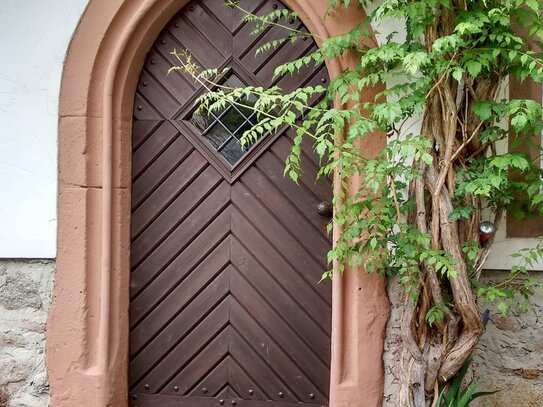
436, 359, 498, 407
171, 0, 543, 404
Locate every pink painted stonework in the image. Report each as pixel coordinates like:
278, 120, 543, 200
49, 1, 390, 406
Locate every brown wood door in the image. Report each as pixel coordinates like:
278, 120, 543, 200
129, 1, 331, 406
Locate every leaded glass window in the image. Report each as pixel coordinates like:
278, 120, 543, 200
189, 74, 260, 166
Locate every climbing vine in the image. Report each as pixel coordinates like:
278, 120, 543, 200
172, 0, 543, 405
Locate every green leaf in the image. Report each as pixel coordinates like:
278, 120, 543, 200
497, 301, 508, 316
288, 170, 299, 183
472, 102, 492, 121
511, 113, 528, 132
465, 60, 482, 77
450, 205, 475, 221
403, 52, 429, 75
526, 0, 539, 11
452, 67, 464, 82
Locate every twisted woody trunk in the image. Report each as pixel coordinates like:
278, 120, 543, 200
398, 5, 503, 406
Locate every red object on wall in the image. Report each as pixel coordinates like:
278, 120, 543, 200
479, 221, 495, 242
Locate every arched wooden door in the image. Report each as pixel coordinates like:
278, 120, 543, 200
129, 1, 331, 406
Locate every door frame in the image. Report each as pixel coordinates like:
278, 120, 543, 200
50, 1, 390, 406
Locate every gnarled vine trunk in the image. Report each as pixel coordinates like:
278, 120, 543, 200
398, 6, 503, 405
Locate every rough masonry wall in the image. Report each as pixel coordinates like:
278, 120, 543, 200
0, 260, 55, 407
383, 270, 543, 407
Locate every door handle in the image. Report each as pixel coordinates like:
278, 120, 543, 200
317, 201, 333, 217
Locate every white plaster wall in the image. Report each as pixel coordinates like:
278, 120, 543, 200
0, 0, 89, 258
0, 0, 539, 261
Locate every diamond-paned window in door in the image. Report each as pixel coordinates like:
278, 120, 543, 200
188, 74, 260, 166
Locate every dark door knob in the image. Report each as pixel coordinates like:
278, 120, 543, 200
317, 202, 333, 217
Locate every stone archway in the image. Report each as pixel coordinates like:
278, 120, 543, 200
48, 1, 390, 406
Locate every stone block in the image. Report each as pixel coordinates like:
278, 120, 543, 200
0, 260, 54, 407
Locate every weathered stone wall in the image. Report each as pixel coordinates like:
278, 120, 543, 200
1, 258, 542, 407
0, 260, 55, 407
383, 270, 543, 406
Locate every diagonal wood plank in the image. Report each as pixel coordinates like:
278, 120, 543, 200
131, 135, 194, 211
130, 210, 230, 323
145, 46, 197, 99
226, 385, 241, 400
270, 135, 331, 203
226, 357, 268, 401
131, 239, 230, 354
179, 1, 232, 59
200, 0, 234, 32
229, 268, 330, 390
131, 151, 208, 238
131, 182, 229, 287
230, 237, 330, 351
234, 0, 288, 58
141, 57, 195, 107
253, 30, 315, 87
162, 326, 231, 394
229, 299, 328, 403
215, 386, 228, 400
201, 0, 264, 34
274, 48, 324, 92
132, 122, 179, 180
136, 69, 183, 118
187, 357, 229, 398
228, 326, 298, 402
232, 182, 327, 285
240, 166, 330, 261
238, 21, 304, 73
132, 120, 165, 153
130, 282, 230, 388
253, 151, 327, 231
231, 206, 331, 323
167, 15, 227, 70
131, 164, 222, 262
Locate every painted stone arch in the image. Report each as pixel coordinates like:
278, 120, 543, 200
49, 1, 389, 406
